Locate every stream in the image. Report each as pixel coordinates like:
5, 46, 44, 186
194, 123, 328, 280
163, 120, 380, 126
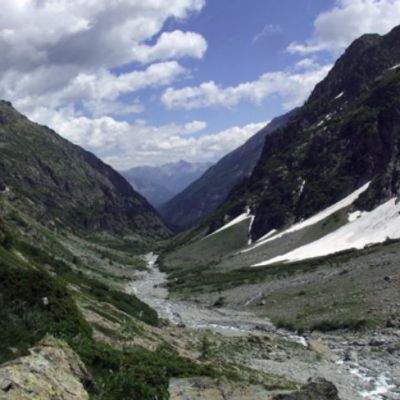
127, 253, 399, 400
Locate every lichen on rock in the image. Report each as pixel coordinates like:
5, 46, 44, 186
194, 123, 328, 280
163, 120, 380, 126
0, 336, 94, 400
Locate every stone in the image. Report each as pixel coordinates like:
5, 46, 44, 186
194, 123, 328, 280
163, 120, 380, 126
0, 336, 94, 400
309, 340, 337, 362
271, 378, 341, 400
169, 377, 273, 400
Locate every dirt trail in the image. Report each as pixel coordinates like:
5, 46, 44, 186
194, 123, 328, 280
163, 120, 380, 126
127, 253, 400, 400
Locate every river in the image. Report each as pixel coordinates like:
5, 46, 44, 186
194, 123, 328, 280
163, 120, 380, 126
126, 253, 399, 400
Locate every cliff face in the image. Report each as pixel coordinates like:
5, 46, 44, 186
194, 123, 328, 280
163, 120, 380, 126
0, 101, 170, 239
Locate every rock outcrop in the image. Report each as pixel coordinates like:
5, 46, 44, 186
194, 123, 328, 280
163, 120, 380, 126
169, 377, 341, 400
272, 378, 341, 400
0, 336, 93, 400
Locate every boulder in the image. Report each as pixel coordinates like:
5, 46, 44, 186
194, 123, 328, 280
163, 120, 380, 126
272, 378, 341, 400
0, 336, 94, 400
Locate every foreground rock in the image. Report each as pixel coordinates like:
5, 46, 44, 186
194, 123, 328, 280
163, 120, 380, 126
272, 378, 341, 400
0, 336, 93, 400
169, 377, 340, 400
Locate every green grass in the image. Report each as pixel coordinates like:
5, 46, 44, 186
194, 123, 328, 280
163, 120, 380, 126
0, 236, 234, 399
164, 238, 400, 295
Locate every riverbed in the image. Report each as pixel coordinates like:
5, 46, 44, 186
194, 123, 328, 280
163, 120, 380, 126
126, 253, 400, 400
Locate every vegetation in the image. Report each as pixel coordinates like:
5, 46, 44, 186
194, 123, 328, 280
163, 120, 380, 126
0, 239, 226, 399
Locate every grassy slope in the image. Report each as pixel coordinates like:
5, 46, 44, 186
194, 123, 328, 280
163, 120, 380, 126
161, 204, 400, 333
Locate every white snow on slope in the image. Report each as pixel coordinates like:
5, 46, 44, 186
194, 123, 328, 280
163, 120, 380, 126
334, 91, 344, 100
242, 182, 371, 254
253, 197, 400, 266
247, 215, 256, 245
389, 63, 400, 71
205, 208, 253, 240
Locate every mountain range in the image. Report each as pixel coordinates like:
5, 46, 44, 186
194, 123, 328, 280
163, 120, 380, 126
159, 110, 297, 231
121, 160, 212, 208
1, 23, 400, 400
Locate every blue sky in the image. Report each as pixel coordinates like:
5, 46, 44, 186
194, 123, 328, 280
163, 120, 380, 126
0, 0, 399, 169
136, 0, 335, 131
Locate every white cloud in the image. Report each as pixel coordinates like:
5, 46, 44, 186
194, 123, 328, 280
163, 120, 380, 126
4, 61, 186, 118
0, 0, 206, 71
131, 30, 207, 64
107, 120, 268, 169
288, 0, 400, 55
253, 24, 282, 43
183, 120, 207, 134
0, 0, 206, 121
29, 105, 266, 169
161, 62, 332, 111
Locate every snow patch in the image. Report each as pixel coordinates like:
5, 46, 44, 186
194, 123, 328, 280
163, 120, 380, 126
334, 91, 344, 100
247, 215, 255, 245
348, 210, 362, 222
298, 179, 306, 197
205, 208, 253, 239
256, 229, 277, 243
254, 196, 400, 266
243, 182, 371, 254
389, 63, 400, 71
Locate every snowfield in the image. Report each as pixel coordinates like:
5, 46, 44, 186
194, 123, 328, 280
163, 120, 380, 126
242, 182, 371, 254
253, 196, 400, 266
204, 208, 254, 239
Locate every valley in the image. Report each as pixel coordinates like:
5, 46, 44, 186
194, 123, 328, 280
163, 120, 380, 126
128, 252, 399, 400
0, 10, 400, 400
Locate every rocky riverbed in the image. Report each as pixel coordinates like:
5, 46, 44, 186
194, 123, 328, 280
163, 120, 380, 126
127, 253, 400, 400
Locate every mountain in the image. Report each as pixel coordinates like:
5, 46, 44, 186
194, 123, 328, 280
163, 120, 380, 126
159, 25, 400, 352
203, 25, 400, 247
0, 100, 169, 239
159, 110, 297, 231
121, 160, 212, 208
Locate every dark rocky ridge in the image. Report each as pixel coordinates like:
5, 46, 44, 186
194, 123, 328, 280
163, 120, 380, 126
206, 25, 400, 241
0, 101, 170, 238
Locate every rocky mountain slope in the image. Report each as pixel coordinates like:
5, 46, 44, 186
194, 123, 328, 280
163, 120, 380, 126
121, 160, 212, 208
0, 100, 169, 239
160, 110, 297, 231
203, 25, 400, 245
160, 26, 400, 347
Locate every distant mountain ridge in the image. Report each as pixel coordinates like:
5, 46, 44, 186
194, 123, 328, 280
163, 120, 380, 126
159, 110, 297, 231
0, 100, 169, 239
121, 160, 212, 208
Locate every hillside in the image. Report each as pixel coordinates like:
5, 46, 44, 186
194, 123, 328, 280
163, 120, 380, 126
203, 25, 400, 244
160, 110, 297, 231
121, 160, 212, 208
0, 100, 169, 239
160, 26, 400, 344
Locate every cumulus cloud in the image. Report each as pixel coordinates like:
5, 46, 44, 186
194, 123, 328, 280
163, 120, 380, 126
161, 62, 332, 110
131, 30, 207, 64
30, 105, 265, 169
104, 120, 268, 169
0, 0, 206, 119
288, 0, 400, 55
0, 0, 206, 71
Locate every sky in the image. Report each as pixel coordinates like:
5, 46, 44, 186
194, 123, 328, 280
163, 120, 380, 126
1, 0, 400, 170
